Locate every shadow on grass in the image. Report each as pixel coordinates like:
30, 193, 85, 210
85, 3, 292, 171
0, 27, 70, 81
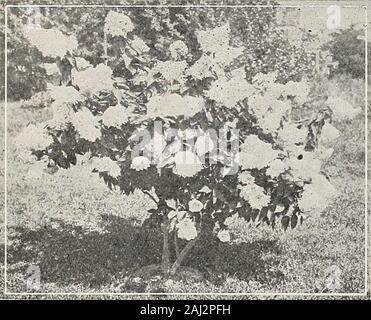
8, 214, 283, 291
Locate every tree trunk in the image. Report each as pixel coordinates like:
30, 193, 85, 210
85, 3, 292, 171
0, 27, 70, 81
169, 237, 198, 276
161, 220, 171, 275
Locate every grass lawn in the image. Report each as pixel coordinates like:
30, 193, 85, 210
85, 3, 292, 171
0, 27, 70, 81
0, 75, 368, 298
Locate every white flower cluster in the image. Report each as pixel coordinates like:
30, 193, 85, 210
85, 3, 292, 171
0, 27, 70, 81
42, 63, 60, 76
282, 81, 310, 105
130, 36, 150, 54
240, 135, 279, 170
185, 54, 222, 80
246, 75, 311, 135
75, 57, 91, 71
251, 73, 310, 106
173, 150, 203, 177
266, 159, 288, 178
146, 93, 204, 119
73, 64, 114, 96
286, 148, 322, 181
48, 85, 85, 107
188, 199, 203, 212
277, 123, 308, 147
151, 60, 188, 83
185, 24, 243, 81
319, 123, 340, 146
194, 134, 215, 157
298, 174, 338, 214
248, 95, 291, 133
168, 210, 198, 241
327, 97, 361, 120
91, 157, 121, 178
71, 107, 101, 142
23, 26, 78, 57
131, 156, 151, 171
177, 217, 198, 241
104, 11, 134, 37
217, 229, 231, 242
102, 105, 130, 128
238, 171, 270, 210
16, 124, 53, 151
196, 24, 244, 66
206, 74, 255, 108
169, 40, 188, 60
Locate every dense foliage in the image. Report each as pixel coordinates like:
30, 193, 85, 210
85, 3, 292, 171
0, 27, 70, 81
324, 25, 366, 79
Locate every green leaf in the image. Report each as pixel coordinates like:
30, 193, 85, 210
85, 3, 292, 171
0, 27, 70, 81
291, 213, 298, 229
281, 216, 290, 231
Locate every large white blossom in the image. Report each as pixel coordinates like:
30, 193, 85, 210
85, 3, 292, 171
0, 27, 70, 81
177, 217, 198, 241
130, 36, 150, 53
188, 199, 203, 212
314, 145, 334, 161
239, 182, 270, 210
16, 124, 53, 150
240, 135, 279, 170
298, 174, 338, 214
266, 159, 289, 178
48, 85, 84, 106
131, 156, 151, 171
104, 11, 134, 37
102, 106, 130, 128
282, 80, 310, 105
277, 123, 308, 147
247, 94, 271, 116
217, 229, 231, 242
151, 60, 187, 83
264, 83, 286, 100
319, 123, 340, 146
252, 72, 278, 88
186, 24, 243, 80
185, 54, 222, 80
238, 171, 270, 210
327, 97, 360, 120
238, 170, 255, 185
206, 76, 254, 108
248, 95, 291, 134
42, 63, 60, 76
48, 106, 72, 130
173, 150, 203, 177
23, 27, 78, 57
73, 64, 114, 96
196, 23, 244, 66
286, 149, 322, 181
256, 112, 286, 134
91, 157, 121, 177
249, 94, 291, 115
75, 57, 91, 70
195, 134, 215, 156
70, 107, 101, 142
169, 40, 188, 60
146, 93, 204, 119
144, 135, 167, 164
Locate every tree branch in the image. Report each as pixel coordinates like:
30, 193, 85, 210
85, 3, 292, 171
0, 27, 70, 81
161, 221, 170, 275
174, 231, 179, 258
169, 236, 199, 276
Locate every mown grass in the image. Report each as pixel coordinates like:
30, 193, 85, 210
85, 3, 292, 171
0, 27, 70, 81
0, 74, 368, 299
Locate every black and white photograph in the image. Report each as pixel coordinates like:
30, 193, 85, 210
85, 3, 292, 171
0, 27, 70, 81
0, 0, 369, 304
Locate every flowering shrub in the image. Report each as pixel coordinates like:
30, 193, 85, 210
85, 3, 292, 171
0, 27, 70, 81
14, 8, 356, 277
